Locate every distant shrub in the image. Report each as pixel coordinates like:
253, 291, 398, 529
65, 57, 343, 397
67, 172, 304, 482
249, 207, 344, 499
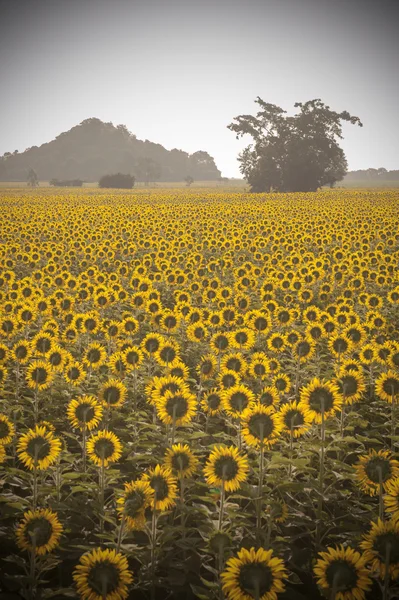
98, 173, 135, 189
50, 179, 83, 187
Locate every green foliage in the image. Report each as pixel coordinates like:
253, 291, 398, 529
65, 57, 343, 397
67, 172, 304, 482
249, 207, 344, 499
99, 172, 135, 189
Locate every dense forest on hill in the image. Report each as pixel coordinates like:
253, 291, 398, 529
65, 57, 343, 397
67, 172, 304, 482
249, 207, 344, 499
0, 118, 221, 183
344, 167, 399, 181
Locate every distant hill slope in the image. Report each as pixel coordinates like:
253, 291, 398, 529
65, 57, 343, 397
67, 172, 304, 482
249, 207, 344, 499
344, 168, 399, 182
0, 118, 221, 182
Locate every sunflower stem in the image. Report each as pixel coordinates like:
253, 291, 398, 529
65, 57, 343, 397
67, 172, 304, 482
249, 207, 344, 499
82, 425, 87, 473
391, 395, 396, 451
316, 399, 325, 548
116, 513, 125, 554
378, 467, 384, 520
99, 460, 105, 534
33, 386, 39, 424
28, 534, 37, 600
218, 479, 225, 531
150, 494, 158, 600
256, 433, 264, 541
32, 464, 38, 510
340, 399, 345, 438
288, 424, 294, 479
171, 404, 177, 447
383, 541, 391, 600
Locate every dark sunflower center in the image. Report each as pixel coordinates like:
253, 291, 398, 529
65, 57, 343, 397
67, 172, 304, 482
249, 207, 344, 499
26, 436, 50, 460
333, 338, 348, 353
161, 382, 180, 394
235, 332, 248, 344
68, 367, 80, 380
226, 358, 242, 372
94, 439, 115, 459
253, 363, 266, 376
145, 338, 160, 353
165, 395, 188, 418
238, 563, 273, 597
24, 517, 53, 547
229, 392, 250, 412
297, 341, 311, 357
214, 456, 239, 481
88, 561, 120, 596
160, 346, 176, 362
382, 378, 399, 397
124, 490, 146, 517
36, 338, 51, 353
164, 316, 177, 329
108, 326, 118, 336
85, 318, 96, 332
284, 409, 304, 429
215, 335, 228, 350
325, 560, 358, 591
150, 475, 169, 500
87, 349, 101, 363
308, 387, 334, 412
171, 452, 190, 471
75, 403, 95, 423
374, 533, 399, 563
272, 337, 284, 348
125, 351, 139, 365
259, 392, 274, 406
341, 376, 358, 396
254, 317, 268, 331
0, 421, 10, 439
207, 393, 221, 409
103, 387, 121, 405
16, 346, 28, 359
365, 457, 392, 483
248, 413, 274, 440
275, 378, 288, 391
50, 352, 62, 366
31, 367, 48, 385
201, 361, 213, 375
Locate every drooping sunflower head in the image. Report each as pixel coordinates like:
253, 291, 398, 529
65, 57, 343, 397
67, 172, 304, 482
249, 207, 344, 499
314, 545, 371, 600
16, 508, 63, 556
73, 548, 133, 600
141, 464, 178, 511
0, 413, 15, 445
204, 445, 249, 493
266, 499, 289, 524
117, 479, 154, 530
164, 443, 198, 479
355, 449, 399, 496
99, 379, 127, 408
361, 518, 399, 580
222, 384, 256, 418
17, 426, 61, 470
299, 378, 342, 423
87, 430, 122, 467
241, 404, 283, 448
67, 395, 103, 431
221, 547, 286, 600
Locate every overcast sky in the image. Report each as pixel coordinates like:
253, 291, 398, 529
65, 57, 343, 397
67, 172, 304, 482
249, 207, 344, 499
0, 0, 398, 177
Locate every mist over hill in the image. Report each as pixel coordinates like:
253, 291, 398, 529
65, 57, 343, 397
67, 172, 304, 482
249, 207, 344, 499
0, 118, 222, 183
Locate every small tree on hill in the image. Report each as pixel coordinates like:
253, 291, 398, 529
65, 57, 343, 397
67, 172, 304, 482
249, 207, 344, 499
184, 175, 194, 187
27, 168, 39, 187
98, 173, 135, 189
228, 98, 363, 192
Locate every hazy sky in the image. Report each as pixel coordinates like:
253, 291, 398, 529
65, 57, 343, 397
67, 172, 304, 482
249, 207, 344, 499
0, 0, 398, 177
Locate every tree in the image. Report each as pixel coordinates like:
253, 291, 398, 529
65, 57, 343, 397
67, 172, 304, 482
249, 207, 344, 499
27, 168, 39, 187
228, 98, 363, 193
98, 173, 135, 189
135, 158, 161, 185
184, 175, 194, 187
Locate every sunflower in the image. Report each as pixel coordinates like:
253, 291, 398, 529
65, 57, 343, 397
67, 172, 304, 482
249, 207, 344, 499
266, 499, 289, 524
210, 332, 230, 354
73, 548, 133, 600
361, 518, 399, 580
229, 328, 256, 350
218, 369, 241, 389
273, 373, 291, 395
314, 545, 371, 600
384, 478, 399, 522
258, 386, 280, 409
279, 402, 312, 438
375, 371, 399, 402
141, 464, 178, 511
328, 333, 353, 358
241, 404, 283, 448
64, 361, 86, 386
164, 443, 198, 478
83, 342, 107, 370
32, 332, 54, 355
292, 337, 316, 363
155, 339, 181, 366
248, 353, 270, 380
26, 360, 54, 391
117, 479, 154, 530
267, 333, 288, 354
147, 374, 189, 406
221, 546, 286, 600
0, 444, 5, 463
99, 379, 127, 408
335, 369, 366, 404
221, 352, 247, 375
201, 388, 223, 416
12, 340, 32, 364
47, 344, 67, 371
156, 389, 197, 426
299, 378, 342, 423
222, 384, 256, 418
87, 430, 122, 467
16, 508, 63, 556
0, 343, 9, 363
355, 449, 399, 496
67, 396, 103, 431
141, 332, 165, 355
167, 361, 190, 380
197, 354, 218, 379
17, 426, 62, 470
204, 445, 249, 493
121, 345, 144, 371
0, 413, 15, 445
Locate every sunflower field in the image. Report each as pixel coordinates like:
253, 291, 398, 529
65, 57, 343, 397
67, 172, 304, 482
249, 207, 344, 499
0, 187, 399, 600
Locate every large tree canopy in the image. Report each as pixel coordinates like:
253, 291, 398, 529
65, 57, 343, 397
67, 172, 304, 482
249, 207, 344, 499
228, 98, 363, 193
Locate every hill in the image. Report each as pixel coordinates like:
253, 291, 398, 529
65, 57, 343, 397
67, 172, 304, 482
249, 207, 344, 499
344, 168, 399, 182
0, 118, 221, 183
